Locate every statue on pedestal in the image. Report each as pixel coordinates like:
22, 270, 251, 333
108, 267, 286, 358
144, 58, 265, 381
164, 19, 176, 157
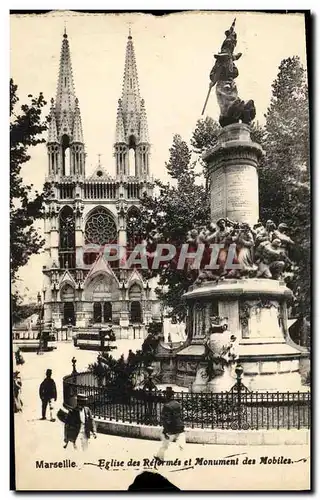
202, 18, 256, 126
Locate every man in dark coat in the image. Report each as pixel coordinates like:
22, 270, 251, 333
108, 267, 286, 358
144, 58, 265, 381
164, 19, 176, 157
154, 387, 185, 461
64, 394, 97, 451
39, 369, 57, 421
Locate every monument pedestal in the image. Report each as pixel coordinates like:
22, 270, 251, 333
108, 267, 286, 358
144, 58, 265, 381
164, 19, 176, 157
159, 122, 308, 393
183, 279, 305, 392
203, 123, 263, 227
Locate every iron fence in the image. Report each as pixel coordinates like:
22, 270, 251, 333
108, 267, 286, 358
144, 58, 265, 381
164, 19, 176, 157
63, 371, 310, 431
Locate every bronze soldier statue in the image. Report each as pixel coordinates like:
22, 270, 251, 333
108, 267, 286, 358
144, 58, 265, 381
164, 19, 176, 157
202, 19, 256, 126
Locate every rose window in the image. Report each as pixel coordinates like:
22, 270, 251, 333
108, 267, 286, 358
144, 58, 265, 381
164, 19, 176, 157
85, 208, 117, 245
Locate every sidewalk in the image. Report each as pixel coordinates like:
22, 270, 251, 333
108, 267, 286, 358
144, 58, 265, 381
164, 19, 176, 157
13, 343, 310, 491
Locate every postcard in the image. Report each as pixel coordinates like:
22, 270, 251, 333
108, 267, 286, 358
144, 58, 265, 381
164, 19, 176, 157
11, 10, 310, 491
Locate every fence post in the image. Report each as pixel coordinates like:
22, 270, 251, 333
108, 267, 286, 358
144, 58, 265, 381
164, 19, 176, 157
70, 357, 78, 407
72, 357, 77, 377
235, 363, 243, 430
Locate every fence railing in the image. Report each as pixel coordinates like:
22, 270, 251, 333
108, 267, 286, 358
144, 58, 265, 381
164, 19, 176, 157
63, 372, 311, 431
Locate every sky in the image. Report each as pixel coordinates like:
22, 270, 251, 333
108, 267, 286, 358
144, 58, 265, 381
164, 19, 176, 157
10, 10, 307, 301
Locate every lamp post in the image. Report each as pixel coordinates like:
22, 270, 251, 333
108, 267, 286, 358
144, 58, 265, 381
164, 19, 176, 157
36, 292, 43, 355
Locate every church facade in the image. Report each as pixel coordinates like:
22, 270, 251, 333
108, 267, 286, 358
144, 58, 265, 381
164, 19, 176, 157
42, 30, 161, 339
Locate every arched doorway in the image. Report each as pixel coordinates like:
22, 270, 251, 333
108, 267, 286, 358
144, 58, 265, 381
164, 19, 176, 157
91, 278, 113, 324
63, 303, 75, 326
129, 284, 142, 325
61, 285, 75, 326
93, 301, 112, 324
93, 302, 102, 323
130, 301, 142, 324
104, 302, 112, 323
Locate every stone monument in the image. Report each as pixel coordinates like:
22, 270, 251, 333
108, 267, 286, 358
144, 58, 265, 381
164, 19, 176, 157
176, 19, 306, 392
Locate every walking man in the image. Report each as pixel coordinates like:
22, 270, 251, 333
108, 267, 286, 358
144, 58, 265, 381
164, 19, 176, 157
39, 369, 57, 421
155, 387, 185, 461
64, 394, 97, 451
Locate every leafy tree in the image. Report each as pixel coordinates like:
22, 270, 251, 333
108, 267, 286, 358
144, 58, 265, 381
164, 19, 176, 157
11, 294, 39, 325
191, 117, 221, 191
127, 134, 212, 321
258, 57, 310, 316
134, 57, 309, 323
191, 116, 220, 154
10, 79, 48, 315
88, 347, 155, 394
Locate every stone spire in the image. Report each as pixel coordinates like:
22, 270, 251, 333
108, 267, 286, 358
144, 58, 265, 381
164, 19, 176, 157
72, 97, 84, 143
139, 99, 149, 143
47, 30, 86, 178
114, 30, 150, 178
48, 98, 58, 143
55, 30, 77, 129
121, 30, 141, 127
115, 99, 126, 143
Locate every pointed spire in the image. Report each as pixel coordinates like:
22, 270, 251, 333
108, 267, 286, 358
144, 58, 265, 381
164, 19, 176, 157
48, 98, 58, 143
139, 99, 149, 143
47, 30, 86, 179
121, 31, 141, 123
115, 99, 126, 143
55, 30, 76, 130
115, 31, 151, 179
72, 97, 84, 142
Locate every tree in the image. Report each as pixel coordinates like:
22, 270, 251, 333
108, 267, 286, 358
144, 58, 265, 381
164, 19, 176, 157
129, 57, 310, 322
191, 117, 221, 191
128, 134, 213, 321
191, 116, 220, 154
11, 294, 39, 325
258, 57, 310, 316
10, 79, 48, 314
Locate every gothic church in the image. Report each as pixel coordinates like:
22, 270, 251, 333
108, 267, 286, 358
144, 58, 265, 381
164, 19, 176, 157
42, 30, 160, 339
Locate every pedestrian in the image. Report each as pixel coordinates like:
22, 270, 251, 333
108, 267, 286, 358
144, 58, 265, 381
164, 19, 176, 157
154, 387, 185, 461
13, 370, 23, 413
63, 394, 97, 451
39, 369, 57, 421
127, 349, 135, 364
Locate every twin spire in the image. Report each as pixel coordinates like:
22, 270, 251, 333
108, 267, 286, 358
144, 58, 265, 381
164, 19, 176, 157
48, 30, 84, 144
48, 28, 150, 178
115, 32, 149, 145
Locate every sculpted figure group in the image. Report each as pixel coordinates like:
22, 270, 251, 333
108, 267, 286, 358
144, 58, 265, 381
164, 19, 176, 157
186, 217, 294, 283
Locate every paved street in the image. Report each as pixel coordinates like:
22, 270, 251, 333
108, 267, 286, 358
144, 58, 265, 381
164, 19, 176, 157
14, 342, 310, 491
